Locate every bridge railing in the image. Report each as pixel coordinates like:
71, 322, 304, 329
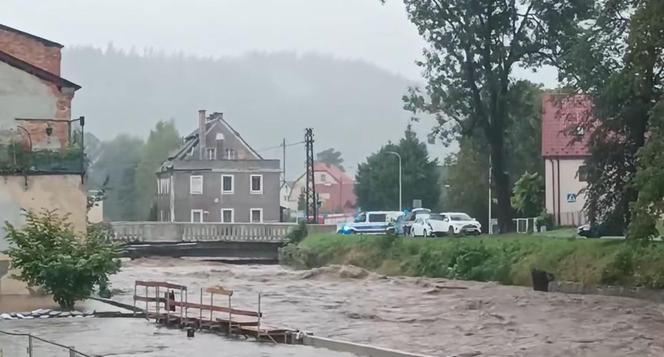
110, 222, 300, 243
0, 329, 91, 357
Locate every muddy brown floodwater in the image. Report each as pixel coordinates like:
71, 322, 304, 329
3, 258, 663, 357
108, 259, 664, 357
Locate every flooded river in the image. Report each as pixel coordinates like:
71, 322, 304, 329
3, 258, 664, 356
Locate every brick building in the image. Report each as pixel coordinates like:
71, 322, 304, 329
0, 24, 85, 295
283, 162, 357, 217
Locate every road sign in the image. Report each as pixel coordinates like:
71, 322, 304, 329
566, 193, 577, 203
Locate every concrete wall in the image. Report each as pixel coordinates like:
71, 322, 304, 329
0, 175, 86, 295
88, 200, 103, 223
545, 158, 588, 226
0, 61, 57, 130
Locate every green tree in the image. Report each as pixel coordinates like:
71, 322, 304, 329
629, 103, 664, 239
441, 139, 489, 229
355, 126, 440, 210
89, 135, 144, 221
511, 171, 545, 218
557, 0, 664, 236
316, 148, 345, 171
441, 81, 543, 232
393, 0, 591, 232
134, 121, 181, 220
297, 190, 307, 211
4, 210, 121, 309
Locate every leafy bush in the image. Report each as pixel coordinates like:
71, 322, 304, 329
536, 211, 555, 230
5, 210, 121, 309
283, 222, 308, 246
511, 172, 544, 217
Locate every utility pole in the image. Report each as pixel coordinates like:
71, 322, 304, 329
281, 138, 286, 186
488, 154, 493, 235
304, 129, 317, 223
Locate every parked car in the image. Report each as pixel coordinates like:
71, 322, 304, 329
410, 213, 447, 237
338, 211, 403, 235
402, 208, 432, 235
440, 212, 482, 235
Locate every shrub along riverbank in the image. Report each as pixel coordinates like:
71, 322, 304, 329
279, 233, 664, 289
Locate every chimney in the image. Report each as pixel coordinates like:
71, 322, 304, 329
198, 110, 206, 160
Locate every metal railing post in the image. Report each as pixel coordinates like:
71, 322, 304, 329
27, 334, 33, 357
69, 346, 76, 357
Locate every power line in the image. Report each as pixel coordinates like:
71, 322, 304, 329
255, 141, 305, 153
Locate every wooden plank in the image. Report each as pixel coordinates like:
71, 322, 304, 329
135, 280, 187, 290
205, 286, 233, 296
170, 301, 261, 317
133, 295, 163, 303
216, 318, 259, 327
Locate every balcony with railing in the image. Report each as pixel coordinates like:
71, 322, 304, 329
0, 117, 86, 175
0, 136, 85, 175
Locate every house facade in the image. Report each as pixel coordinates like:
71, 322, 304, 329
156, 110, 280, 223
0, 24, 85, 294
541, 94, 591, 226
283, 162, 356, 217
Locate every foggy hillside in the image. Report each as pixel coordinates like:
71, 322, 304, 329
61, 46, 446, 178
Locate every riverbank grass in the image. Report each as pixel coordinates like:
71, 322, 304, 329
280, 233, 664, 289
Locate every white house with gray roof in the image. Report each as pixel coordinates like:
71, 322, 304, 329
155, 110, 280, 223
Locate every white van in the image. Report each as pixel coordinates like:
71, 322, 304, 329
338, 211, 403, 235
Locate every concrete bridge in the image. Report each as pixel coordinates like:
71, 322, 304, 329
110, 222, 336, 262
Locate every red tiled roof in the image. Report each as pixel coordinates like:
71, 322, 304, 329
314, 162, 353, 184
541, 94, 592, 158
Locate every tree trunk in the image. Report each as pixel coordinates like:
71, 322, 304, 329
490, 139, 513, 233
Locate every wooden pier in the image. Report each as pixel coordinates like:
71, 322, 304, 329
133, 280, 296, 343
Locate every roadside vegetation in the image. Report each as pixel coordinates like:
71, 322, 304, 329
280, 233, 664, 289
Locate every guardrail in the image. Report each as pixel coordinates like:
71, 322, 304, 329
110, 222, 337, 243
0, 330, 91, 357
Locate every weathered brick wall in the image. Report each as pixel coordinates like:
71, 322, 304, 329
14, 85, 73, 149
0, 28, 61, 75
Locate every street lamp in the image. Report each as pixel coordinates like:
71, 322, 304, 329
68, 116, 85, 180
386, 151, 402, 211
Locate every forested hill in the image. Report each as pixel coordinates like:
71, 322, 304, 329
62, 46, 436, 177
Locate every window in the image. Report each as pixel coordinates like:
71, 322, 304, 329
221, 175, 234, 194
250, 208, 263, 223
225, 148, 237, 160
320, 173, 327, 182
354, 212, 366, 223
206, 148, 216, 160
368, 213, 387, 223
157, 177, 170, 195
221, 208, 234, 223
578, 165, 588, 182
250, 175, 263, 194
190, 175, 203, 195
191, 209, 204, 223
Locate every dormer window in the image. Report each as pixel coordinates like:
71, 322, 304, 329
206, 148, 216, 160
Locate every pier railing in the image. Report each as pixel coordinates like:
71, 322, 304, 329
0, 329, 91, 357
110, 222, 336, 243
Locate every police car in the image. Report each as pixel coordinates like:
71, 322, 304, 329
338, 211, 403, 235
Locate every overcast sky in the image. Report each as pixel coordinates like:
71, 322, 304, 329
2, 0, 557, 85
